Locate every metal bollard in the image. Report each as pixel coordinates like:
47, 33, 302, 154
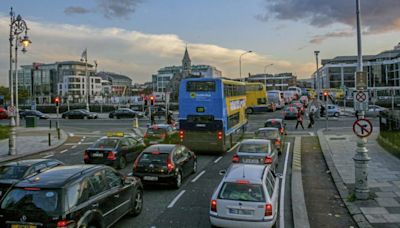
57, 128, 61, 140
56, 121, 59, 129
49, 120, 52, 129
48, 133, 51, 146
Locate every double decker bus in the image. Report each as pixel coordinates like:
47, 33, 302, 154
178, 78, 247, 153
244, 82, 272, 113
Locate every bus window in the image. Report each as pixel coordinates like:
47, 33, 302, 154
227, 113, 240, 128
186, 81, 216, 92
257, 98, 267, 105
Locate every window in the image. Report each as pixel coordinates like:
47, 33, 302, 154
88, 170, 107, 197
0, 166, 28, 179
186, 81, 216, 92
227, 112, 240, 129
33, 163, 47, 172
265, 177, 274, 197
257, 98, 267, 105
105, 169, 122, 189
66, 183, 81, 208
238, 142, 270, 153
77, 179, 91, 204
218, 182, 265, 202
224, 83, 245, 97
174, 147, 183, 161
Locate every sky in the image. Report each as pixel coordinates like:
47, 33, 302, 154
0, 0, 399, 85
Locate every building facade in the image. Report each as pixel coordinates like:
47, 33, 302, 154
247, 73, 297, 91
316, 43, 400, 90
96, 72, 133, 96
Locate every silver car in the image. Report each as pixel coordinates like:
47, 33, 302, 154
209, 164, 279, 228
255, 127, 283, 154
232, 139, 278, 170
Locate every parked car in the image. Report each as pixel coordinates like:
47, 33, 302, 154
0, 165, 144, 227
232, 139, 278, 170
84, 132, 145, 169
144, 124, 178, 146
209, 164, 279, 228
264, 118, 286, 135
321, 104, 340, 117
132, 144, 197, 188
109, 108, 144, 119
365, 105, 387, 117
20, 110, 49, 119
282, 106, 298, 120
0, 107, 8, 119
146, 107, 173, 118
255, 127, 283, 154
0, 159, 63, 198
61, 109, 98, 119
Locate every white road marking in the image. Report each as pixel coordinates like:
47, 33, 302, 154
214, 156, 223, 164
227, 142, 239, 153
78, 142, 82, 145
83, 136, 86, 139
167, 190, 186, 208
127, 172, 132, 176
65, 143, 92, 146
280, 142, 291, 228
68, 133, 75, 137
43, 154, 54, 159
191, 170, 206, 183
60, 149, 68, 154
309, 132, 315, 136
71, 145, 77, 149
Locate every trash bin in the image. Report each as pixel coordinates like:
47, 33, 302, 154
25, 116, 37, 128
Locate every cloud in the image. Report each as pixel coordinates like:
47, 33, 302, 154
309, 30, 354, 44
96, 0, 143, 19
64, 6, 90, 15
0, 16, 313, 86
258, 0, 400, 42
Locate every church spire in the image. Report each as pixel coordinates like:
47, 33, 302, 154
182, 45, 191, 76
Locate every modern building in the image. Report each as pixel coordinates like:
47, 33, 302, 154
315, 43, 400, 90
96, 71, 133, 96
246, 73, 297, 91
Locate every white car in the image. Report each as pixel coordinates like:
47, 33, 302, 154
209, 164, 279, 228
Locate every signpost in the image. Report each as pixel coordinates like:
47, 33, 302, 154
353, 118, 373, 138
355, 71, 368, 90
354, 91, 369, 111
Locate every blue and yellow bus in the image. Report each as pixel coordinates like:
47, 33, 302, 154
178, 78, 247, 153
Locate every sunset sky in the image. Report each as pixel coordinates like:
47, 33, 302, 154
0, 0, 399, 85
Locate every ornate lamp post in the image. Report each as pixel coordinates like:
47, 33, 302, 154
8, 7, 32, 155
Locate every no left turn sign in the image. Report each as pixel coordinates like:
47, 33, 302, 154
353, 118, 373, 138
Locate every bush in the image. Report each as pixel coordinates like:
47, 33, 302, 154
378, 131, 400, 158
0, 126, 10, 140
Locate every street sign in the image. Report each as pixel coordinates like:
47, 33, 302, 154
353, 118, 373, 138
354, 101, 368, 111
355, 91, 367, 102
7, 106, 16, 116
355, 71, 368, 91
354, 90, 369, 111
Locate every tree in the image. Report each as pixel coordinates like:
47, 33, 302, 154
0, 86, 10, 105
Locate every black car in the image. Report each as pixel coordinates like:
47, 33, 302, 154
0, 165, 143, 228
143, 124, 178, 146
0, 159, 63, 198
132, 144, 197, 189
20, 110, 49, 119
109, 108, 144, 119
84, 133, 145, 169
61, 109, 98, 119
146, 107, 173, 118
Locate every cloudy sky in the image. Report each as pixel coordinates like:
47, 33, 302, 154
0, 0, 399, 85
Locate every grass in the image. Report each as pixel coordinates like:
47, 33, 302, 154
378, 131, 400, 158
0, 125, 10, 140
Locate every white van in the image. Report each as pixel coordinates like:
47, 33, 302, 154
267, 90, 285, 109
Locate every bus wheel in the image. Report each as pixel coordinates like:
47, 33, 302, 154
246, 108, 254, 114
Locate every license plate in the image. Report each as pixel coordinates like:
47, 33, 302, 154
92, 153, 103, 157
143, 176, 158, 181
11, 224, 37, 228
243, 159, 260, 164
229, 208, 253, 215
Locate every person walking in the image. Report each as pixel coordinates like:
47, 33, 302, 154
355, 110, 359, 120
308, 108, 315, 128
150, 112, 155, 125
295, 108, 305, 130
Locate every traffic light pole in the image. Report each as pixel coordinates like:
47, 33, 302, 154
325, 97, 328, 130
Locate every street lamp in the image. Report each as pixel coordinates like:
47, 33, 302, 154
264, 63, 274, 88
239, 50, 252, 81
314, 50, 320, 103
8, 7, 32, 155
80, 49, 90, 112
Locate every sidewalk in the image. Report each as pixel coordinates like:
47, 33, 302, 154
318, 127, 400, 228
0, 127, 68, 163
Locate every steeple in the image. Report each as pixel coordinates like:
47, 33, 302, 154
182, 45, 191, 76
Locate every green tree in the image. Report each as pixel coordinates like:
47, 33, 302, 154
0, 86, 10, 105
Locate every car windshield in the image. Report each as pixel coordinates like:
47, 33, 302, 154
92, 138, 119, 148
265, 121, 282, 128
238, 142, 270, 153
285, 107, 297, 113
1, 188, 61, 214
0, 166, 28, 179
139, 153, 169, 164
146, 128, 167, 135
256, 130, 279, 139
218, 182, 265, 202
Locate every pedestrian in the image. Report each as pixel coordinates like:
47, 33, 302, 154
150, 112, 155, 125
308, 108, 315, 128
355, 110, 359, 120
167, 113, 174, 125
295, 108, 305, 130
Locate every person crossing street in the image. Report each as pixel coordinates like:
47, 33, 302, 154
308, 108, 315, 128
296, 108, 305, 130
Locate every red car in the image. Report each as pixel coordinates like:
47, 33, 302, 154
0, 108, 8, 120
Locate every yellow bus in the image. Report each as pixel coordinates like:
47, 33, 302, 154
245, 82, 274, 114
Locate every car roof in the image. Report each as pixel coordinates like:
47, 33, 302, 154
224, 164, 268, 184
3, 159, 59, 167
257, 127, 279, 132
143, 144, 177, 153
240, 139, 271, 145
15, 165, 103, 188
266, 118, 283, 123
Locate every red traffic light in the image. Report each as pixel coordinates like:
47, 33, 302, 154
323, 92, 328, 96
54, 97, 60, 103
150, 96, 154, 101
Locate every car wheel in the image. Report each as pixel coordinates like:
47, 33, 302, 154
174, 171, 182, 189
246, 108, 253, 114
334, 112, 339, 117
117, 156, 127, 169
130, 189, 143, 216
192, 160, 197, 174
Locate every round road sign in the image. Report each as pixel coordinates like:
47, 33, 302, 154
352, 118, 373, 138
356, 91, 367, 102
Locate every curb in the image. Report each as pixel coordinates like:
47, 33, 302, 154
317, 129, 373, 228
0, 129, 69, 164
291, 136, 310, 228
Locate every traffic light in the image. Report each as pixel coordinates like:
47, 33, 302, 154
54, 97, 60, 107
323, 91, 328, 101
150, 96, 155, 106
144, 97, 148, 106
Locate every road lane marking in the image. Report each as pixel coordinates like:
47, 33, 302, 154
83, 136, 86, 139
60, 149, 68, 154
68, 133, 75, 137
309, 132, 315, 136
71, 145, 77, 149
43, 154, 54, 159
78, 142, 82, 145
214, 156, 223, 163
191, 170, 206, 183
65, 143, 92, 146
167, 190, 186, 208
280, 142, 291, 228
227, 142, 239, 153
127, 172, 132, 176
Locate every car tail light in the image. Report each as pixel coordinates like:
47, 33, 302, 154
24, 187, 41, 191
232, 154, 239, 163
264, 156, 272, 164
167, 155, 175, 172
236, 179, 250, 184
57, 220, 75, 228
107, 151, 117, 160
217, 131, 223, 140
275, 139, 281, 146
210, 199, 217, 212
83, 151, 89, 160
179, 130, 184, 140
265, 204, 273, 216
